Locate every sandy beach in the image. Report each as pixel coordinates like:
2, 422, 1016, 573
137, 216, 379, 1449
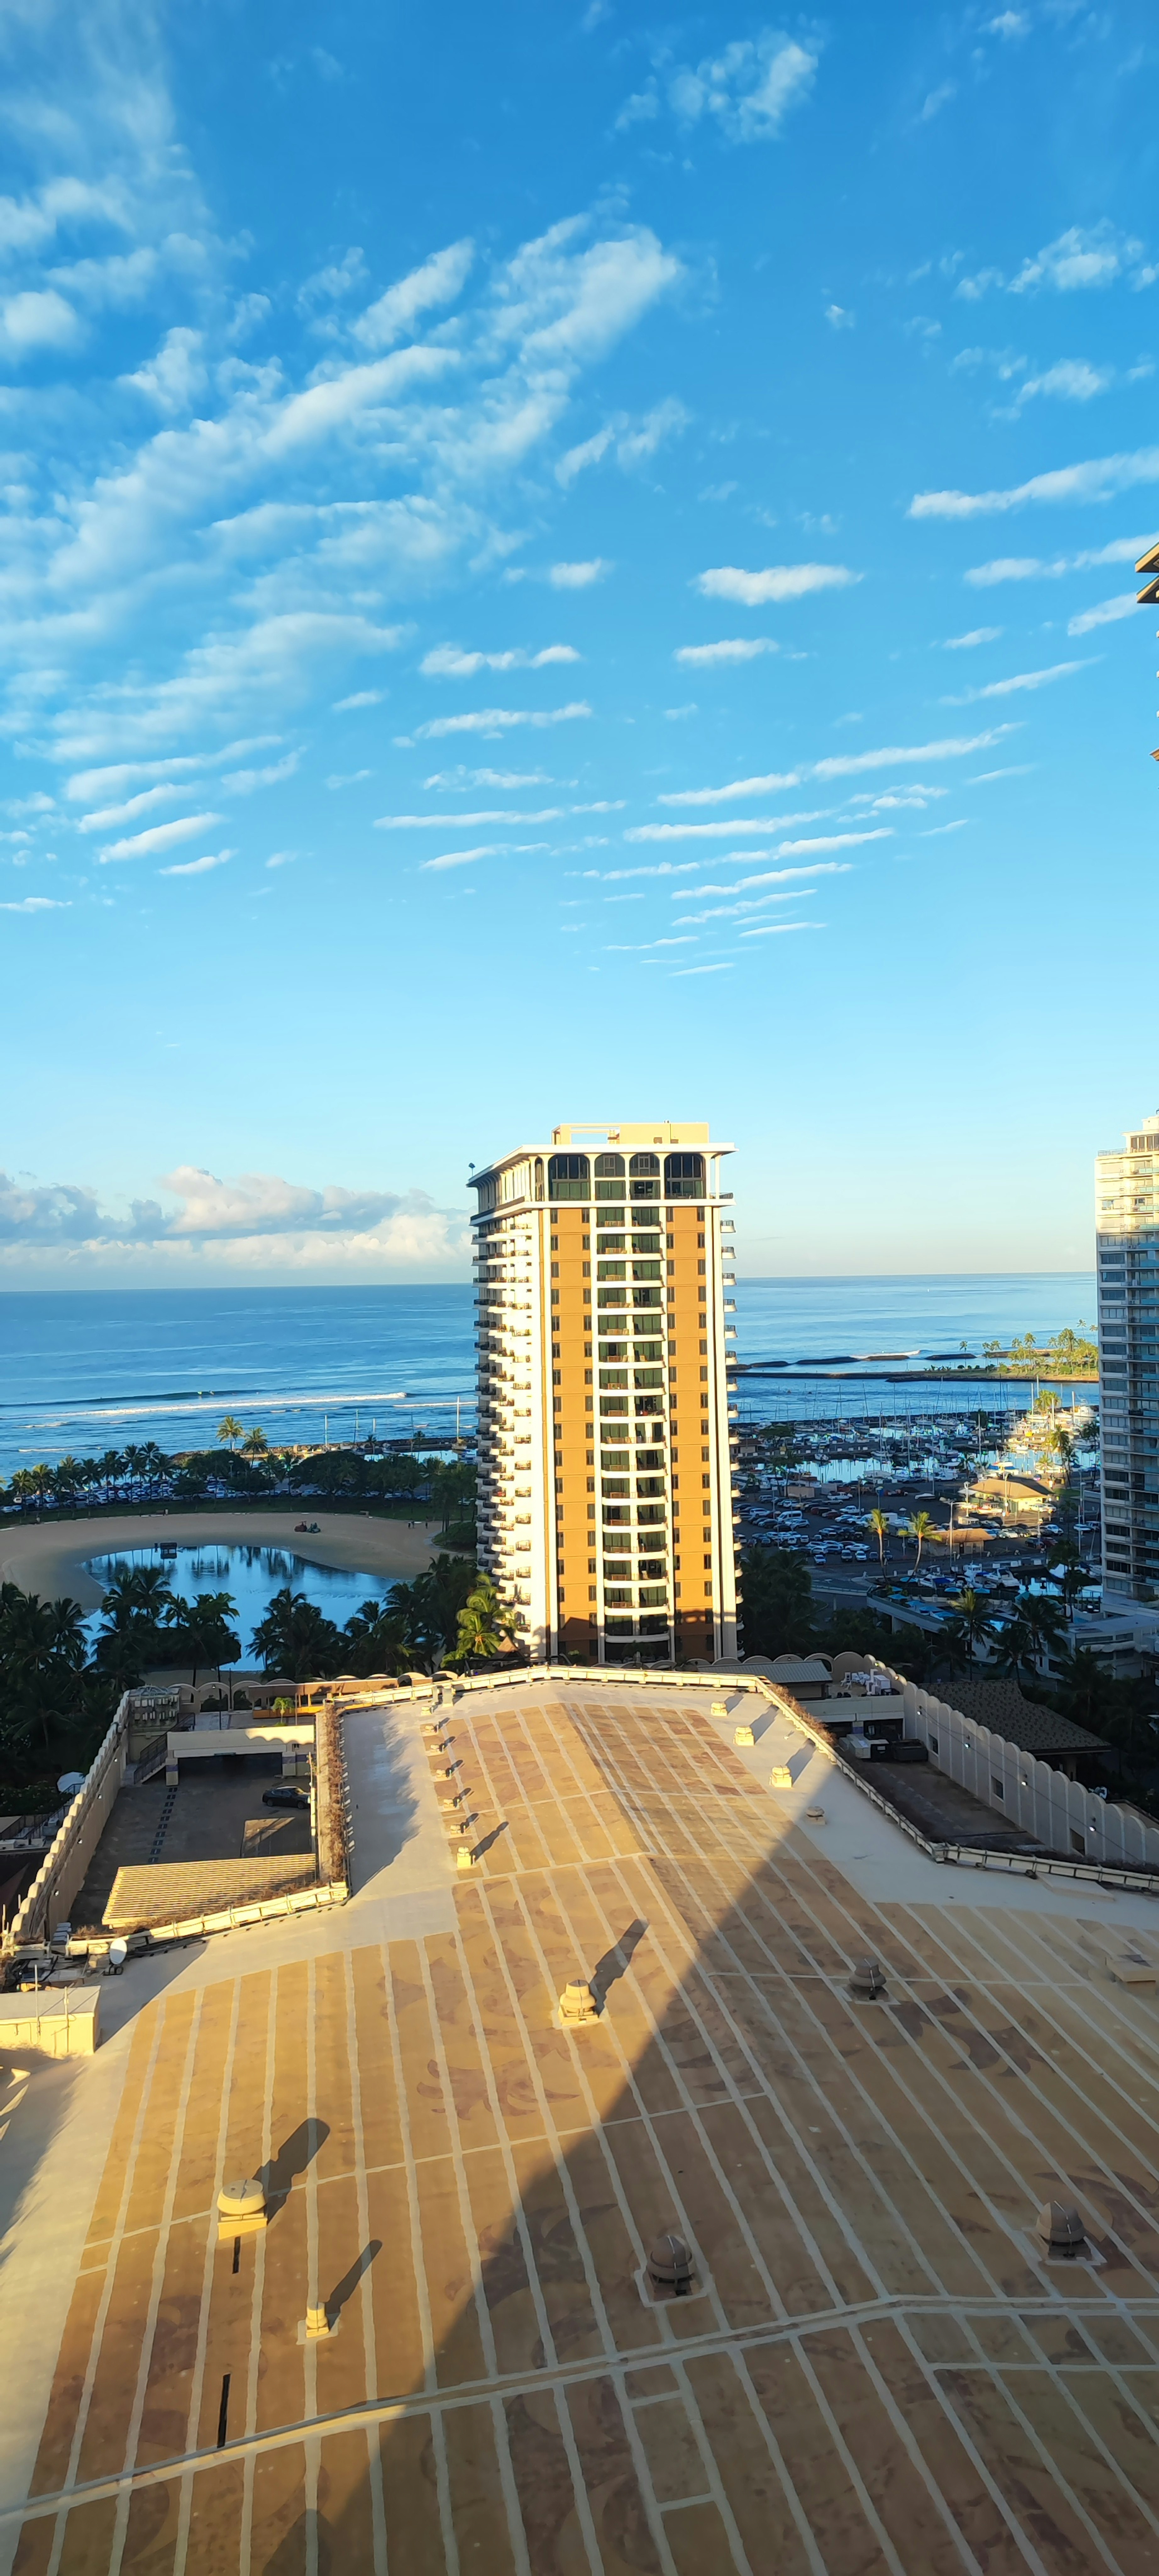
0, 1509, 438, 1610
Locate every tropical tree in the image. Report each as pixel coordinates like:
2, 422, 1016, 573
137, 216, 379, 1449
906, 1510, 934, 1570
944, 1586, 995, 1670
389, 1555, 479, 1670
866, 1508, 889, 1570
217, 1414, 244, 1452
341, 1599, 412, 1677
251, 1588, 344, 1679
240, 1426, 269, 1458
453, 1573, 515, 1669
736, 1544, 814, 1661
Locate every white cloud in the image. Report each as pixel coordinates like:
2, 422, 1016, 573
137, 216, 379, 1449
420, 642, 580, 677
221, 750, 301, 794
352, 239, 474, 350
160, 848, 233, 876
657, 730, 1015, 805
297, 247, 369, 312
423, 766, 552, 789
122, 325, 207, 414
740, 919, 824, 936
910, 447, 1159, 518
1067, 593, 1138, 635
674, 637, 779, 665
1011, 357, 1113, 409
326, 768, 372, 788
64, 739, 284, 803
375, 807, 565, 828
667, 33, 819, 144
671, 863, 853, 895
0, 894, 67, 911
660, 770, 801, 804
987, 10, 1029, 34
0, 205, 678, 764
333, 689, 384, 709
965, 533, 1154, 583
1010, 223, 1144, 295
78, 781, 189, 831
917, 82, 956, 124
420, 841, 550, 873
266, 851, 295, 868
98, 810, 223, 863
627, 823, 891, 853
694, 562, 859, 603
556, 397, 688, 484
549, 559, 611, 587
825, 304, 853, 330
954, 222, 1153, 303
403, 701, 592, 741
943, 627, 1002, 648
810, 728, 1017, 779
942, 657, 1093, 704
0, 286, 80, 357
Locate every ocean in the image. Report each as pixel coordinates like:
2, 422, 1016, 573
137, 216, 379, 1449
0, 1273, 1096, 1480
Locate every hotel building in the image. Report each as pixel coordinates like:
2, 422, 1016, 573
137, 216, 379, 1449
1096, 1113, 1159, 1599
469, 1120, 740, 1664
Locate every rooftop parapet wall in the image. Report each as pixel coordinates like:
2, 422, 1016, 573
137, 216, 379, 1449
4, 1696, 130, 1952
891, 1664, 1159, 1873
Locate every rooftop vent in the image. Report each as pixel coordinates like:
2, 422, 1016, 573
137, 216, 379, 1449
848, 1957, 886, 2000
647, 2231, 694, 2297
1036, 2200, 1087, 2258
559, 1979, 601, 2025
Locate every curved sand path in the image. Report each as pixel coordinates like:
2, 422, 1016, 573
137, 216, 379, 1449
0, 1508, 437, 1611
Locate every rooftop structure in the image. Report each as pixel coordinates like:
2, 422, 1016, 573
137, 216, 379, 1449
6, 1669, 1159, 2568
469, 1121, 740, 1666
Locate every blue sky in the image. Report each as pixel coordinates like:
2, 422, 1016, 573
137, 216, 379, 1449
1, 0, 1156, 1284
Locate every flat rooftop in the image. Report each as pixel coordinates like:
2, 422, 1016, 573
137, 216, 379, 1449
3, 1678, 1159, 2571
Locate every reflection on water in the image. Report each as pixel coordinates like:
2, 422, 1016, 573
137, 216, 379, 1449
84, 1544, 390, 1662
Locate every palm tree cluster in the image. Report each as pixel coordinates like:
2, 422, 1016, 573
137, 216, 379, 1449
90, 1566, 241, 1693
251, 1555, 495, 1680
0, 1434, 475, 1524
0, 1582, 92, 1785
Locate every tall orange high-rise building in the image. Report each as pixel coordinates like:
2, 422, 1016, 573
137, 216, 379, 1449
469, 1121, 739, 1665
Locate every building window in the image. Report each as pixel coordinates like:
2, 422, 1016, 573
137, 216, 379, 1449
630, 1151, 659, 1174
549, 1152, 590, 1202
665, 1151, 705, 1201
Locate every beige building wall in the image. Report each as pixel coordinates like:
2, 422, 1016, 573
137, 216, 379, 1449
1096, 1114, 1159, 1600
470, 1121, 739, 1666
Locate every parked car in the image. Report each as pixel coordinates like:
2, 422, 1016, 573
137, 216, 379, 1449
262, 1782, 310, 1809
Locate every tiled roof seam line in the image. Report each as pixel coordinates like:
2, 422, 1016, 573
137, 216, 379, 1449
170, 1952, 244, 2576
102, 1988, 207, 2576
10, 2291, 1148, 2530
41, 1996, 170, 2546
340, 1944, 389, 2573
582, 1723, 1017, 2308
443, 1896, 608, 2576
630, 1750, 1159, 2296
572, 1700, 1159, 2299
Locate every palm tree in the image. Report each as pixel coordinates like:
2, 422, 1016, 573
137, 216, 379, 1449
1017, 1588, 1067, 1667
907, 1510, 933, 1571
217, 1414, 244, 1453
866, 1508, 889, 1571
945, 1586, 994, 1670
454, 1574, 515, 1669
241, 1427, 269, 1458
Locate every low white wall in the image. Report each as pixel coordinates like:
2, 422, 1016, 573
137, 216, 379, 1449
889, 1669, 1159, 1871
6, 1699, 130, 1950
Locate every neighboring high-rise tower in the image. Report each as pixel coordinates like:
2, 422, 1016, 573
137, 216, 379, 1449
1096, 1113, 1159, 1599
469, 1121, 739, 1665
